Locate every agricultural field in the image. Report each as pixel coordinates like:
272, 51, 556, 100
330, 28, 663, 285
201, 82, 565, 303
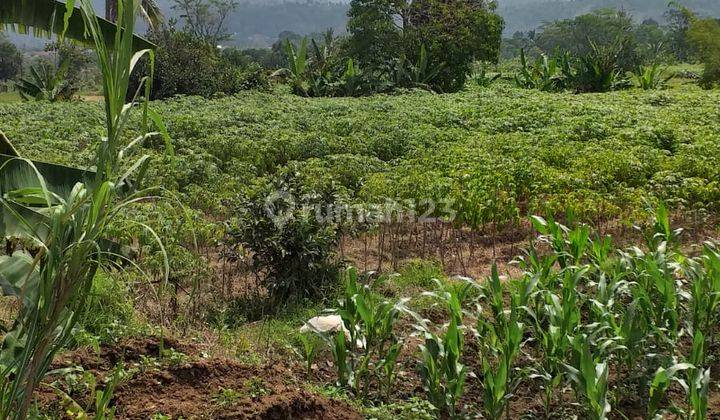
2, 75, 720, 418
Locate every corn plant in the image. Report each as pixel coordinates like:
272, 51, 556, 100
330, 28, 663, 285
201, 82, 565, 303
686, 330, 710, 420
315, 267, 409, 398
415, 280, 472, 418
417, 317, 467, 419
647, 362, 691, 419
526, 268, 584, 418
634, 64, 674, 90
0, 1, 170, 418
475, 265, 526, 419
296, 334, 318, 378
563, 334, 612, 420
684, 243, 720, 340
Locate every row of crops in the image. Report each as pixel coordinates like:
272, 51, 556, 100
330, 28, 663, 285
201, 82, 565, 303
2, 82, 719, 228
301, 208, 720, 418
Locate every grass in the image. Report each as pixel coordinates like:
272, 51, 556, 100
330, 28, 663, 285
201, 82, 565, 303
0, 92, 20, 103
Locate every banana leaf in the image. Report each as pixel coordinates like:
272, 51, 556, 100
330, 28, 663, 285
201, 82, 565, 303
0, 0, 154, 51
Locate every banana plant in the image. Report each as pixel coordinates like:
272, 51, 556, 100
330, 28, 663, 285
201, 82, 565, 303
514, 49, 564, 92
474, 66, 501, 88
272, 38, 309, 96
15, 59, 76, 102
634, 63, 674, 90
0, 1, 170, 418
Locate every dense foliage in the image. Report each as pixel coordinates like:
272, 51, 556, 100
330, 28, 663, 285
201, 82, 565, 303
2, 80, 719, 230
131, 27, 269, 99
0, 34, 21, 81
346, 0, 504, 92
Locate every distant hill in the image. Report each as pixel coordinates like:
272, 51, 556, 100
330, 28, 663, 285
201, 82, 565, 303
3, 0, 720, 49
498, 0, 720, 34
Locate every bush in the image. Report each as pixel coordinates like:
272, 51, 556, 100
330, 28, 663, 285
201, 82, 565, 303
132, 28, 268, 99
228, 165, 346, 305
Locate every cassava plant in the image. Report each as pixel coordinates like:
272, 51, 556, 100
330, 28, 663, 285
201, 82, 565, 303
0, 1, 170, 418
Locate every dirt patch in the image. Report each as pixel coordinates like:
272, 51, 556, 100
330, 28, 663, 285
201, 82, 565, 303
45, 337, 361, 420
115, 359, 360, 419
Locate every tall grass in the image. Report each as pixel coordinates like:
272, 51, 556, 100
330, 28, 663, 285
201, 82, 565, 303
0, 1, 169, 418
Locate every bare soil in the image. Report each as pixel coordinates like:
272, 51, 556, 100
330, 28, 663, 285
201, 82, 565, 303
41, 337, 361, 419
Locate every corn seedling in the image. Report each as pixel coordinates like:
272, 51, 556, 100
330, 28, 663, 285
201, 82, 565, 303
473, 265, 527, 419
686, 330, 710, 420
314, 267, 409, 398
296, 334, 319, 378
563, 334, 612, 420
647, 362, 691, 419
416, 280, 471, 418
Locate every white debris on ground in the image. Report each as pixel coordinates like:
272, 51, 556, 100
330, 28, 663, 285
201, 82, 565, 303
300, 315, 349, 336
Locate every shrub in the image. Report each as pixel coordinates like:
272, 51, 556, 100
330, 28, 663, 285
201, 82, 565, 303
132, 27, 266, 99
228, 165, 346, 305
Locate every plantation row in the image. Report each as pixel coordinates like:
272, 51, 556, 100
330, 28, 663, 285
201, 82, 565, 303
2, 81, 719, 224
300, 208, 720, 418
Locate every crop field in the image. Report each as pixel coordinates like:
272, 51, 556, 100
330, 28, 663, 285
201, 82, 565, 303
2, 77, 720, 418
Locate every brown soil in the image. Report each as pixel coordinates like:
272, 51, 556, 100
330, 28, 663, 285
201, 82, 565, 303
43, 336, 361, 420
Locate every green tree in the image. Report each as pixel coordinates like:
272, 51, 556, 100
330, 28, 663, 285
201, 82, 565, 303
346, 0, 404, 72
664, 2, 696, 62
535, 9, 638, 70
687, 17, 720, 88
405, 0, 504, 92
0, 34, 22, 81
171, 0, 239, 45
